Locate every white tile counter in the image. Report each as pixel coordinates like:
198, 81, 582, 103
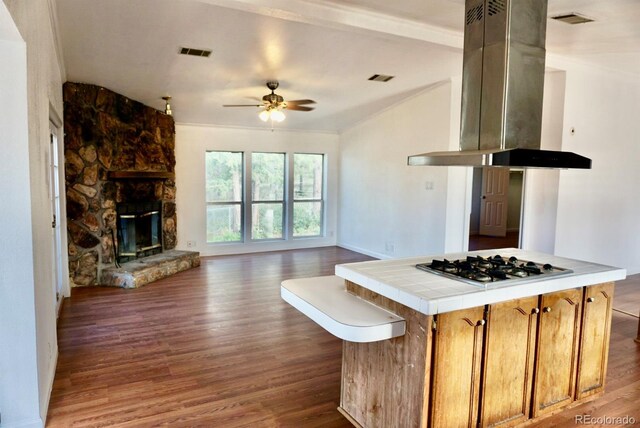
335, 248, 627, 315
281, 275, 406, 343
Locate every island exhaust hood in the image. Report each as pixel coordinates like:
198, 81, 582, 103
408, 0, 591, 169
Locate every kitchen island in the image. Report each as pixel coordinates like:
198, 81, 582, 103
281, 249, 627, 428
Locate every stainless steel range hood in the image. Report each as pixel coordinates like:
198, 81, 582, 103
408, 0, 591, 169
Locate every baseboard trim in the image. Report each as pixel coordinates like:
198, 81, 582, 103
40, 347, 58, 424
336, 243, 386, 260
193, 240, 337, 257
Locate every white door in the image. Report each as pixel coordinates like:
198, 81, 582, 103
479, 167, 509, 237
49, 123, 64, 315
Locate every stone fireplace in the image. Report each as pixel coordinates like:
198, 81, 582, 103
63, 82, 196, 287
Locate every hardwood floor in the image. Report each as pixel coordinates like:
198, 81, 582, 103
469, 231, 520, 251
48, 247, 371, 427
47, 247, 640, 427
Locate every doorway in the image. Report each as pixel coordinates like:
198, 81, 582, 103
49, 121, 64, 315
469, 167, 524, 251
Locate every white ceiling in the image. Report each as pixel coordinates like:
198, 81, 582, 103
56, 0, 640, 132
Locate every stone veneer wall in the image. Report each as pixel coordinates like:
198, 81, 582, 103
63, 82, 176, 286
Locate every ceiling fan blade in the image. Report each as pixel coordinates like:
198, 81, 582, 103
222, 104, 263, 107
286, 105, 314, 112
287, 99, 316, 106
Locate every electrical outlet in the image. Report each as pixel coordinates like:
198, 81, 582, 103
425, 181, 434, 190
385, 242, 395, 255
187, 241, 196, 248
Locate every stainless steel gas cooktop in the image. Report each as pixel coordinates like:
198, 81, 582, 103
415, 254, 573, 287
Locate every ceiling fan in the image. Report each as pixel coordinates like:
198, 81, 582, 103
223, 81, 316, 122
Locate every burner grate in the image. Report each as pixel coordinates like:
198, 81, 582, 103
416, 255, 572, 287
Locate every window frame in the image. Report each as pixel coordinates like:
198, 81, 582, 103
205, 150, 245, 244
205, 150, 328, 245
291, 152, 325, 239
248, 151, 287, 242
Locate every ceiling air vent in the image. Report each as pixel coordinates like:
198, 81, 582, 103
466, 4, 483, 25
551, 13, 594, 25
179, 47, 212, 57
487, 0, 506, 16
368, 74, 395, 82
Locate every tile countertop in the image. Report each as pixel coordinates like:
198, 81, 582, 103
334, 248, 627, 316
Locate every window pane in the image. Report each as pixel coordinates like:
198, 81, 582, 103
293, 154, 323, 200
252, 152, 284, 201
293, 201, 322, 237
252, 203, 283, 240
206, 151, 242, 202
207, 204, 242, 242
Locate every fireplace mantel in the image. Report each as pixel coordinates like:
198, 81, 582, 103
108, 171, 175, 180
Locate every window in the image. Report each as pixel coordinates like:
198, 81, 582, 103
251, 152, 285, 240
205, 151, 243, 243
293, 153, 324, 237
205, 150, 326, 244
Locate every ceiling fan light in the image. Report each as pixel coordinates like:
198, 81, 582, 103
271, 109, 285, 122
259, 109, 270, 122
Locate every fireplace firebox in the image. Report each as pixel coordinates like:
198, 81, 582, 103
116, 201, 163, 263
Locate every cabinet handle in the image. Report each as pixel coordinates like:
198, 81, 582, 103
477, 319, 486, 326
587, 297, 595, 303
543, 307, 552, 313
532, 308, 540, 314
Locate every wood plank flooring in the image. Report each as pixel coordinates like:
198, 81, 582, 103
47, 247, 640, 427
468, 231, 520, 251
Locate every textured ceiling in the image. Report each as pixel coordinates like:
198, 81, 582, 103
56, 0, 640, 132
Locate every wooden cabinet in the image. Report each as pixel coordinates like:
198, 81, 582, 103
341, 283, 616, 428
576, 282, 614, 399
532, 287, 583, 417
479, 296, 539, 427
430, 306, 485, 428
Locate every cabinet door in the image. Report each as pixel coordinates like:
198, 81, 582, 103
532, 288, 583, 417
576, 282, 614, 399
479, 296, 539, 427
430, 306, 485, 428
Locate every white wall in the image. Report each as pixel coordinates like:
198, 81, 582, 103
0, 4, 41, 427
338, 81, 456, 259
1, 0, 66, 425
520, 71, 565, 253
175, 124, 340, 256
443, 77, 470, 253
553, 64, 640, 274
